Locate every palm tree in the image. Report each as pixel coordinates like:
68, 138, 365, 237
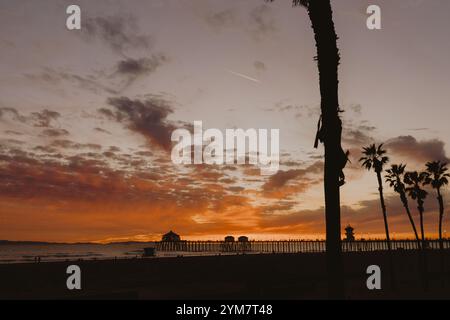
424, 161, 449, 250
268, 0, 346, 298
360, 144, 395, 289
404, 171, 429, 247
360, 144, 391, 247
385, 164, 421, 248
404, 170, 429, 289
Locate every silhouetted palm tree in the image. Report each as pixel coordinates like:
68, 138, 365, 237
424, 161, 449, 250
360, 144, 395, 289
404, 171, 429, 247
404, 170, 429, 289
267, 0, 345, 298
386, 164, 421, 248
360, 144, 391, 247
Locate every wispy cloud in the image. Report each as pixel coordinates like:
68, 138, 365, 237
82, 14, 152, 55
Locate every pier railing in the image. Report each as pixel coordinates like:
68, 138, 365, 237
155, 240, 450, 253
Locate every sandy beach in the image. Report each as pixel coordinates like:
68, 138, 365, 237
1, 251, 449, 300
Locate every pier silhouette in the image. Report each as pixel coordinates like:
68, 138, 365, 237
156, 239, 450, 253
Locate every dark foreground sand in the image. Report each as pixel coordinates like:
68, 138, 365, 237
1, 251, 449, 299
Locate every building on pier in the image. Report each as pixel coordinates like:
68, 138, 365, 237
344, 225, 355, 241
238, 236, 250, 252
222, 236, 236, 252
238, 236, 249, 242
225, 236, 235, 242
162, 230, 181, 242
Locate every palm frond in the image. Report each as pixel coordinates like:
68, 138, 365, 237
425, 161, 450, 189
360, 144, 389, 172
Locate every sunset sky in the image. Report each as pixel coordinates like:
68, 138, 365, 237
1, 0, 450, 243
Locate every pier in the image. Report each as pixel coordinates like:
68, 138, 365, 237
155, 239, 450, 253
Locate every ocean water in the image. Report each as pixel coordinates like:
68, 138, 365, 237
0, 243, 216, 264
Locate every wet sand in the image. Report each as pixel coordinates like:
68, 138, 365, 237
0, 251, 449, 299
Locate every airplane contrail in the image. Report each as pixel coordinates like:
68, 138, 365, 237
226, 70, 260, 83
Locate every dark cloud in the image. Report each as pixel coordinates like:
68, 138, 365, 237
258, 207, 323, 231
227, 186, 244, 193
349, 104, 363, 115
33, 145, 59, 154
30, 109, 60, 128
263, 169, 304, 190
249, 4, 276, 40
307, 153, 324, 160
262, 161, 323, 192
340, 119, 378, 167
25, 55, 169, 94
108, 146, 121, 152
254, 61, 266, 72
116, 55, 168, 76
94, 127, 112, 135
134, 150, 152, 157
83, 15, 152, 54
261, 202, 295, 214
105, 96, 176, 151
40, 129, 69, 138
1, 107, 61, 128
341, 116, 377, 150
97, 108, 117, 120
50, 139, 102, 151
204, 9, 237, 31
24, 68, 118, 95
114, 54, 169, 89
0, 107, 26, 122
342, 127, 374, 147
204, 5, 276, 40
4, 130, 24, 136
0, 138, 24, 146
386, 135, 450, 163
268, 103, 318, 119
407, 128, 430, 132
281, 160, 305, 167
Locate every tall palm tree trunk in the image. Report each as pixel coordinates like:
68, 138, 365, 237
400, 192, 421, 249
376, 171, 395, 289
437, 188, 444, 250
436, 188, 446, 288
307, 0, 344, 299
418, 203, 425, 246
417, 201, 428, 290
376, 171, 391, 246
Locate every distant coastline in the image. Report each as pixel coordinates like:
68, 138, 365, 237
0, 240, 155, 246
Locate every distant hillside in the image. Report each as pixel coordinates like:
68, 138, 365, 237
0, 240, 57, 245
0, 240, 155, 245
